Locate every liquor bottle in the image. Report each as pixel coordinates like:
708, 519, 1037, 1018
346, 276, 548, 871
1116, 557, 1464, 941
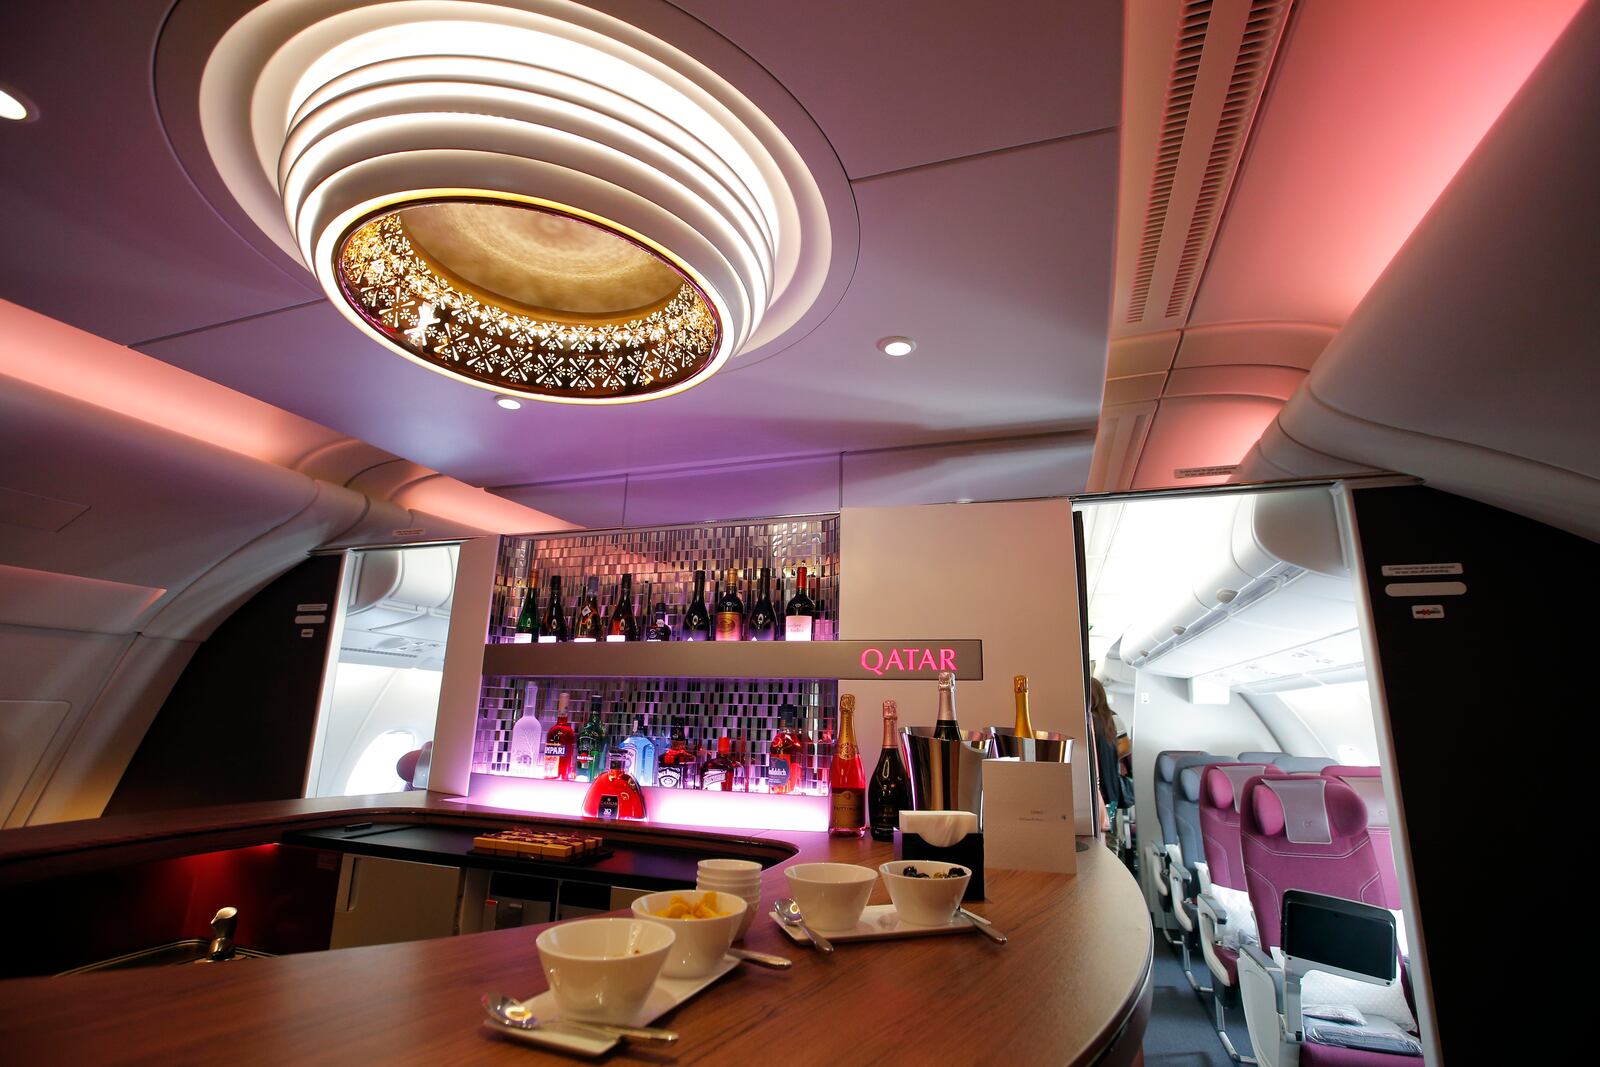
621, 716, 657, 786
714, 568, 744, 640
573, 577, 601, 642
574, 697, 607, 782
868, 699, 911, 840
512, 582, 537, 643
829, 695, 867, 837
539, 575, 567, 643
793, 711, 812, 792
582, 749, 647, 821
784, 564, 815, 641
1013, 674, 1035, 737
541, 696, 576, 780
701, 736, 737, 791
607, 574, 638, 642
746, 567, 776, 641
767, 708, 803, 794
657, 717, 694, 787
932, 671, 963, 741
507, 705, 544, 776
646, 599, 673, 642
682, 568, 711, 642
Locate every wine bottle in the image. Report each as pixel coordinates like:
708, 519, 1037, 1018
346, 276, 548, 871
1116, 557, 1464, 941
746, 567, 776, 641
539, 575, 567, 643
621, 716, 656, 786
646, 599, 673, 642
507, 704, 544, 776
541, 696, 576, 780
512, 582, 537, 643
574, 697, 607, 782
573, 577, 601, 642
784, 564, 815, 641
714, 568, 744, 640
701, 735, 737, 791
932, 671, 962, 740
828, 695, 867, 837
607, 574, 638, 642
868, 699, 911, 840
1013, 674, 1035, 737
682, 568, 711, 642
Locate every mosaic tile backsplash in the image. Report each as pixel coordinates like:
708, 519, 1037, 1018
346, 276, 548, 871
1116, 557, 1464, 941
474, 516, 843, 793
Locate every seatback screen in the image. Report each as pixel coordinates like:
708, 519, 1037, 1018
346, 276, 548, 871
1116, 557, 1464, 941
1281, 890, 1395, 981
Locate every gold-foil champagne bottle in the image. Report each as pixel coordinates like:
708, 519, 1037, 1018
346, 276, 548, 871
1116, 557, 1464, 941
1013, 675, 1035, 738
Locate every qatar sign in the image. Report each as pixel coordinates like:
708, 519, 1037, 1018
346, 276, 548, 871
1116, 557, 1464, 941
858, 646, 959, 677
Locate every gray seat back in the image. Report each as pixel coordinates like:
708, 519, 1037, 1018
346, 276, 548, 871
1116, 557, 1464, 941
1155, 750, 1207, 847
1274, 755, 1337, 774
1174, 754, 1227, 867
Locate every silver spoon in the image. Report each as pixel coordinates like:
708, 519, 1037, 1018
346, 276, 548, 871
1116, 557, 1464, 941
772, 898, 833, 953
481, 994, 680, 1043
728, 946, 793, 969
958, 907, 1008, 944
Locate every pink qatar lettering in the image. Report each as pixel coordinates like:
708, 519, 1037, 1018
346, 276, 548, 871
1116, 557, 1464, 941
885, 648, 906, 671
940, 648, 957, 672
860, 647, 886, 675
918, 649, 938, 671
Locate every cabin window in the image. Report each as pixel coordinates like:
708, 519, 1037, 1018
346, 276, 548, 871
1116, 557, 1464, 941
344, 729, 420, 795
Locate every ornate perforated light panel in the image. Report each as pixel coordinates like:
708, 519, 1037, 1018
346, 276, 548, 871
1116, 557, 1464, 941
336, 203, 720, 401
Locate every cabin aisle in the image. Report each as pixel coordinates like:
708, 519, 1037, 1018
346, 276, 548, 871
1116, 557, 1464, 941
1143, 938, 1256, 1067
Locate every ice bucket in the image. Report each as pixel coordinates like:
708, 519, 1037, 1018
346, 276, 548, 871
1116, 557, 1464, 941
899, 726, 988, 818
988, 727, 1073, 763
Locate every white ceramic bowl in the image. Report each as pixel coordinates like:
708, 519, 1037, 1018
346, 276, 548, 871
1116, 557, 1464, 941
784, 862, 877, 931
630, 890, 749, 977
535, 918, 675, 1024
879, 860, 972, 927
698, 858, 762, 876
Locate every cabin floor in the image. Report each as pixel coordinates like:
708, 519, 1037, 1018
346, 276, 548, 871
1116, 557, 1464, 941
1144, 935, 1257, 1066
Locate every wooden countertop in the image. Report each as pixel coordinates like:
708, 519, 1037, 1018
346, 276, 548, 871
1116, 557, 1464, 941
0, 795, 1152, 1066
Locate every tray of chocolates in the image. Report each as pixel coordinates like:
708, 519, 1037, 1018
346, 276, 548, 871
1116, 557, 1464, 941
470, 827, 611, 864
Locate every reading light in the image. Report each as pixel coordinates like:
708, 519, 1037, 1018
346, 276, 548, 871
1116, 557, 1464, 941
878, 336, 916, 357
494, 394, 523, 410
0, 87, 30, 122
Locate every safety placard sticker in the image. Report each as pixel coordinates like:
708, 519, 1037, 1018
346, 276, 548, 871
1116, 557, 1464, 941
1381, 563, 1463, 577
1410, 604, 1445, 620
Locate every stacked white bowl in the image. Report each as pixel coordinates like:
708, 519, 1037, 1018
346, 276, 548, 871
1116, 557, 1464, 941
695, 859, 763, 941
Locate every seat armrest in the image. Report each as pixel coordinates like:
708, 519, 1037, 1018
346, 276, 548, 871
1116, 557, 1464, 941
1198, 892, 1228, 928
1241, 943, 1281, 998
1196, 861, 1212, 896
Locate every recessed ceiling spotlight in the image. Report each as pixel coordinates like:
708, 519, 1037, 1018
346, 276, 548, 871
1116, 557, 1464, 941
878, 336, 916, 357
494, 394, 523, 410
0, 87, 32, 122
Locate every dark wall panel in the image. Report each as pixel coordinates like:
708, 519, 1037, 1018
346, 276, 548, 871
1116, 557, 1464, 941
108, 556, 341, 814
1350, 485, 1595, 1060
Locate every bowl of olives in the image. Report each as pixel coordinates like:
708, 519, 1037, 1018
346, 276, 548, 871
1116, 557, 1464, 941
878, 861, 972, 926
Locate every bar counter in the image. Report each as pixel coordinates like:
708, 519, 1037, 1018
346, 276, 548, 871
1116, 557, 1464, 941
0, 794, 1153, 1065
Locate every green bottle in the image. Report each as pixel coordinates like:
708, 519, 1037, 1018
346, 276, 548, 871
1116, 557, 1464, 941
575, 697, 607, 782
513, 582, 538, 643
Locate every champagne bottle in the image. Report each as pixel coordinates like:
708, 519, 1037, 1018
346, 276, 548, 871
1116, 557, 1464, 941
1013, 674, 1035, 737
512, 581, 538, 643
714, 568, 744, 640
747, 567, 776, 640
682, 568, 711, 642
932, 671, 962, 741
573, 577, 601, 642
868, 700, 911, 840
607, 574, 638, 641
539, 575, 567, 642
783, 564, 815, 641
828, 695, 867, 837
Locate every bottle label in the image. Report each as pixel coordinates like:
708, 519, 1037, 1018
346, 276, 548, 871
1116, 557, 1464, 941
537, 635, 558, 644
512, 633, 533, 644
703, 767, 727, 790
766, 758, 791, 789
784, 616, 813, 641
598, 794, 620, 819
605, 634, 626, 643
714, 612, 741, 640
542, 743, 567, 757
657, 765, 681, 788
573, 637, 596, 643
831, 789, 865, 827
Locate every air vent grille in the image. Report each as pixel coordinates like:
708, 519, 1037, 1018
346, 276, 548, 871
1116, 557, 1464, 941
1125, 0, 1294, 327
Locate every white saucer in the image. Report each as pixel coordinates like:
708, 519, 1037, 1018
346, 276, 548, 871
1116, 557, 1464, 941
484, 953, 741, 1058
771, 903, 978, 943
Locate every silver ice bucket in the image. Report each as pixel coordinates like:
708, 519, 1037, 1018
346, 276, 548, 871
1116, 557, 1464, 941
988, 727, 1073, 763
899, 726, 987, 816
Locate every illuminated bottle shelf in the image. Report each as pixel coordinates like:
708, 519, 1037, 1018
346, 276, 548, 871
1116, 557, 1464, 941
481, 640, 984, 681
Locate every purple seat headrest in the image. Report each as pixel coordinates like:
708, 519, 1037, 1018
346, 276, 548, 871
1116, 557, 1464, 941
1250, 777, 1368, 844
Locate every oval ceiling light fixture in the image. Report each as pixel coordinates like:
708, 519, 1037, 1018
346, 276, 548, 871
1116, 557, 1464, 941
878, 336, 917, 357
191, 0, 847, 404
0, 85, 33, 122
493, 394, 524, 411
